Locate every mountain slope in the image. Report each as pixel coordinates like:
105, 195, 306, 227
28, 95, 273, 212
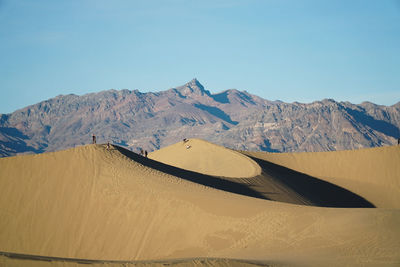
0, 79, 399, 157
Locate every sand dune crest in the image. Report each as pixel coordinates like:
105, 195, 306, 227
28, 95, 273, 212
149, 138, 261, 178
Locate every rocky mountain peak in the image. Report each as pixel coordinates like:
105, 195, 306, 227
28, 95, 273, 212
175, 78, 211, 97
187, 78, 200, 85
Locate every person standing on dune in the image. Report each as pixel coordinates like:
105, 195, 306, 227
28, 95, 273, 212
92, 134, 96, 144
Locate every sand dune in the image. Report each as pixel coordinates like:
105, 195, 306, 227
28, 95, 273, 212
149, 139, 374, 207
244, 145, 400, 208
0, 141, 399, 266
149, 138, 261, 178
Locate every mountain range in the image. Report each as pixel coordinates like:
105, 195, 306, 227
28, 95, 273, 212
1, 78, 399, 157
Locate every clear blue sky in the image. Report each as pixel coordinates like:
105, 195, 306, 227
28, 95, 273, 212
1, 0, 399, 114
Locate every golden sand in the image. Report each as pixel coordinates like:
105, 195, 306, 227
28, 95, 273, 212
149, 138, 261, 178
0, 141, 399, 266
244, 145, 400, 208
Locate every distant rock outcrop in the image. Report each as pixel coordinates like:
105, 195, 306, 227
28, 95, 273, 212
1, 79, 399, 157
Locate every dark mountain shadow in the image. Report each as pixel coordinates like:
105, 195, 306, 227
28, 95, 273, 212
260, 139, 281, 152
235, 91, 256, 105
194, 104, 238, 125
0, 127, 29, 139
0, 140, 44, 155
114, 145, 267, 200
211, 90, 256, 106
0, 127, 44, 155
0, 114, 9, 122
212, 91, 230, 104
345, 108, 400, 139
249, 156, 375, 208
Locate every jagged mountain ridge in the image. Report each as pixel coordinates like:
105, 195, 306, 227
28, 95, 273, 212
1, 79, 399, 157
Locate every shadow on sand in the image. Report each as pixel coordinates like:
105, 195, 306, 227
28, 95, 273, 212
0, 251, 275, 266
115, 146, 268, 200
248, 157, 375, 208
115, 145, 375, 208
